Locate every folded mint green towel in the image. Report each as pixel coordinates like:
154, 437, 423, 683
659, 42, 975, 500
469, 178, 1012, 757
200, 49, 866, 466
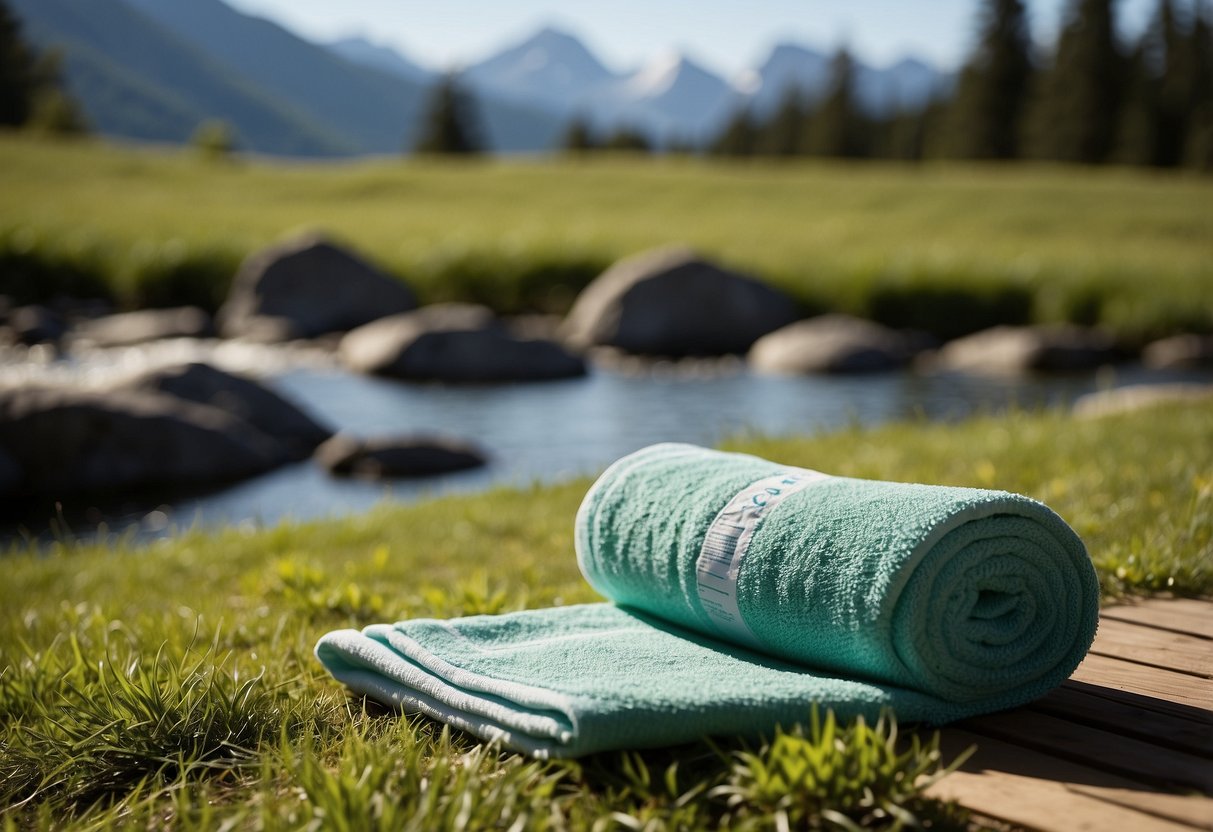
316, 443, 1099, 758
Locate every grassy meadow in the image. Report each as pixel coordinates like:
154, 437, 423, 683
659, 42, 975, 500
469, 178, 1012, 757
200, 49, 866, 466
2, 401, 1210, 829
2, 135, 1212, 340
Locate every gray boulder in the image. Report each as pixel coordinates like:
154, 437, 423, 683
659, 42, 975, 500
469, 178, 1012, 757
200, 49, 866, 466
561, 246, 799, 356
749, 315, 918, 374
0, 388, 288, 495
217, 234, 416, 341
5, 305, 65, 346
934, 325, 1124, 374
1074, 383, 1213, 419
116, 362, 332, 459
0, 445, 21, 495
315, 434, 486, 479
1143, 334, 1213, 370
505, 313, 564, 341
74, 307, 213, 347
341, 303, 586, 383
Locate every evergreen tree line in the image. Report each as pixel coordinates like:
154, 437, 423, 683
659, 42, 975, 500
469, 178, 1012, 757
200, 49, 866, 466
0, 0, 86, 135
564, 0, 1213, 170
410, 74, 665, 157
712, 0, 1213, 168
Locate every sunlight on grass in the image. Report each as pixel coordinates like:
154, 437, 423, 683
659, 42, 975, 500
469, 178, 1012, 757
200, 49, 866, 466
1, 401, 1209, 827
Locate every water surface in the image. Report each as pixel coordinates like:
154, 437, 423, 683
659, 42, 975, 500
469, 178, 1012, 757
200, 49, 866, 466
3, 350, 1205, 544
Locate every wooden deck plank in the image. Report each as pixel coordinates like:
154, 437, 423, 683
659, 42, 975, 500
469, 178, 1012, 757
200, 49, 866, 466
1102, 599, 1213, 639
1064, 784, 1213, 831
1034, 683, 1213, 758
1059, 675, 1213, 726
930, 730, 1211, 830
1071, 653, 1213, 711
929, 600, 1213, 829
962, 709, 1213, 792
1091, 617, 1213, 678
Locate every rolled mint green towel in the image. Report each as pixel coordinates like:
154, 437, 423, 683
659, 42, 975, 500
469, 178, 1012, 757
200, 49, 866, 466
316, 442, 1099, 758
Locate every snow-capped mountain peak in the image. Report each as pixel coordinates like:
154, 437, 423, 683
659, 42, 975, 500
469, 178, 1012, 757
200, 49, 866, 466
627, 50, 688, 96
449, 25, 946, 146
464, 25, 618, 105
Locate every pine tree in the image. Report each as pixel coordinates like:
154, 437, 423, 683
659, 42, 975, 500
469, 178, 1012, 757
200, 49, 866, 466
875, 100, 947, 161
945, 0, 1034, 159
601, 127, 651, 153
710, 109, 759, 156
191, 118, 237, 160
0, 0, 38, 127
1184, 1, 1213, 169
803, 47, 868, 158
665, 136, 696, 156
1113, 40, 1157, 164
1025, 0, 1125, 163
25, 50, 87, 135
756, 87, 807, 156
1146, 0, 1190, 166
412, 73, 482, 155
1116, 0, 1213, 169
561, 116, 595, 153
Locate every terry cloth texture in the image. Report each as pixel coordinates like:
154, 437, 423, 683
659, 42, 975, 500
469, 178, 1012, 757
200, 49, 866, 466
316, 443, 1100, 758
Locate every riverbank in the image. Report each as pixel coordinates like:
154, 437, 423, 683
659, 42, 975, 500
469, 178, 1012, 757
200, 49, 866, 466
3, 135, 1211, 341
1, 400, 1208, 827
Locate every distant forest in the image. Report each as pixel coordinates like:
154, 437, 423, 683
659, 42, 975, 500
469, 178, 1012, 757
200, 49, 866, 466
560, 0, 1213, 170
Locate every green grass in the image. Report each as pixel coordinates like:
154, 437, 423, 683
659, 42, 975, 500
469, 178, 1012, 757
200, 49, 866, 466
1, 401, 1210, 828
2, 135, 1212, 340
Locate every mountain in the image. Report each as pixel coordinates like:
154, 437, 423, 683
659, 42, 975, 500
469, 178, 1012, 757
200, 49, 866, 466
121, 0, 569, 153
7, 1, 948, 155
461, 29, 739, 144
461, 29, 946, 146
7, 0, 352, 155
747, 43, 947, 117
855, 57, 946, 113
601, 52, 740, 142
11, 0, 564, 154
464, 27, 619, 115
747, 44, 832, 115
119, 0, 424, 152
326, 35, 431, 83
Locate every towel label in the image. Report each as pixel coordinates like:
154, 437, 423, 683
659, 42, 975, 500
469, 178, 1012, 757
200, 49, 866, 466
695, 469, 828, 648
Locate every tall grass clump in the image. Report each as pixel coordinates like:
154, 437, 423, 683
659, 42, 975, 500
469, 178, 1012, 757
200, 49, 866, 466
0, 224, 113, 305
117, 238, 242, 312
864, 273, 1034, 340
715, 708, 972, 830
276, 722, 567, 831
399, 242, 611, 314
0, 225, 241, 312
0, 627, 288, 813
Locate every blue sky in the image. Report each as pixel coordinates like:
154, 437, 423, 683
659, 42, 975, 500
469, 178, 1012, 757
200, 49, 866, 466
225, 0, 1156, 76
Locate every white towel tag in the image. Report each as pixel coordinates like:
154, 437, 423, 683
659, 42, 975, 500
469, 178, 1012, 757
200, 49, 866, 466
695, 469, 828, 648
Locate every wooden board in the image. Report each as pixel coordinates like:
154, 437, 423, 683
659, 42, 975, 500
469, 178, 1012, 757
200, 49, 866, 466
930, 730, 1212, 831
1070, 653, 1213, 711
962, 709, 1212, 791
1090, 617, 1213, 678
929, 598, 1213, 831
1033, 683, 1213, 757
1101, 598, 1213, 640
